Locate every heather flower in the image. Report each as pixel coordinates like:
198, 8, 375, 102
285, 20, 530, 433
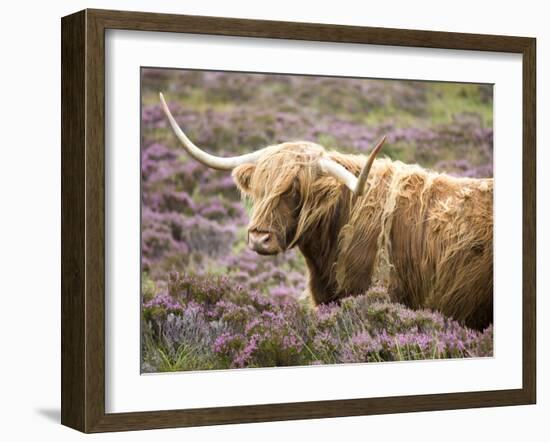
341, 331, 383, 363
213, 332, 244, 355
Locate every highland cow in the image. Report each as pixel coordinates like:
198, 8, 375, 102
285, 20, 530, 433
160, 93, 493, 330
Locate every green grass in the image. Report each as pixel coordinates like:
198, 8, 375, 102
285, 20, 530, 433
427, 83, 493, 126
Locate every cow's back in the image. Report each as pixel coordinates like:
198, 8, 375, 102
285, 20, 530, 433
387, 168, 493, 330
334, 159, 493, 330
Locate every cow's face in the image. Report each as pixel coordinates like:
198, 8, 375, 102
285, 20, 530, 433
231, 145, 314, 255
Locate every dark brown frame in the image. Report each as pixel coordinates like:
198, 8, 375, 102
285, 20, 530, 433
61, 8, 536, 433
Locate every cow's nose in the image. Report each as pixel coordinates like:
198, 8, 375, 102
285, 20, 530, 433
248, 230, 279, 255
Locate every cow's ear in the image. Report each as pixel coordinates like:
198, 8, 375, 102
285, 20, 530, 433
232, 163, 256, 193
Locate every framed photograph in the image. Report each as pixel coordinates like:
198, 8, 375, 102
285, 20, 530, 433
61, 9, 536, 433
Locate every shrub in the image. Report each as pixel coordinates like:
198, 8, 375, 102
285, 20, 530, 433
142, 273, 493, 372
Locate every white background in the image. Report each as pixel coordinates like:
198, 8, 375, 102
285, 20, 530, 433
106, 31, 523, 412
0, 0, 547, 440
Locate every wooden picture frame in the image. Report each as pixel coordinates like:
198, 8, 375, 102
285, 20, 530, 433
61, 8, 536, 433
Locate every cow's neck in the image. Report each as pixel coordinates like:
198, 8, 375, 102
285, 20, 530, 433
297, 190, 352, 304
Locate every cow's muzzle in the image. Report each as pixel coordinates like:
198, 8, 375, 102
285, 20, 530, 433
248, 229, 281, 255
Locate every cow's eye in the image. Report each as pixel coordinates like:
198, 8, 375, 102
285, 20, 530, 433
281, 188, 292, 197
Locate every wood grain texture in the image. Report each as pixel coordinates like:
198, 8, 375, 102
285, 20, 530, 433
61, 10, 86, 431
60, 8, 537, 433
522, 38, 536, 403
85, 9, 107, 432
88, 8, 532, 52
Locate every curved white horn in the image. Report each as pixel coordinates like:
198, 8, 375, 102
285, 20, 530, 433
355, 136, 386, 196
319, 136, 386, 196
319, 158, 361, 193
159, 92, 264, 170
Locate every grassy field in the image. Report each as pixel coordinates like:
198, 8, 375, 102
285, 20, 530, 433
141, 69, 493, 372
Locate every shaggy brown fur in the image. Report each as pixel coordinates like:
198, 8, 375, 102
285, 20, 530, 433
232, 141, 493, 330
